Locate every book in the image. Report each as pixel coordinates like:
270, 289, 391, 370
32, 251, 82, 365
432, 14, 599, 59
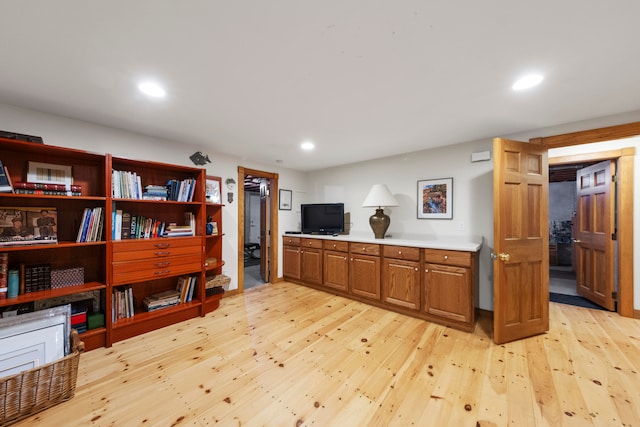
0, 162, 13, 193
12, 181, 81, 192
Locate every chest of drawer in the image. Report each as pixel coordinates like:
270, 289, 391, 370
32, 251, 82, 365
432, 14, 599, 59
113, 237, 201, 262
423, 249, 471, 267
383, 245, 420, 261
112, 254, 201, 284
350, 242, 381, 256
323, 240, 349, 252
301, 238, 323, 249
283, 236, 301, 246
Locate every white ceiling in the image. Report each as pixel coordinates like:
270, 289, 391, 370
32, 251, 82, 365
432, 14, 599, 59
1, 2, 640, 171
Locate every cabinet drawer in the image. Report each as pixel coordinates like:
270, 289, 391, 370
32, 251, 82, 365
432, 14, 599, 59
423, 249, 471, 267
113, 238, 201, 262
301, 238, 323, 249
350, 242, 380, 256
112, 255, 201, 284
323, 240, 349, 252
283, 236, 301, 246
383, 245, 420, 261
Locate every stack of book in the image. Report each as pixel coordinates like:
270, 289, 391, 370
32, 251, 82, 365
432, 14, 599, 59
0, 253, 7, 300
0, 160, 13, 193
176, 275, 197, 303
71, 306, 88, 334
142, 185, 168, 200
142, 289, 180, 312
13, 182, 81, 196
76, 207, 104, 242
112, 285, 134, 320
163, 223, 193, 237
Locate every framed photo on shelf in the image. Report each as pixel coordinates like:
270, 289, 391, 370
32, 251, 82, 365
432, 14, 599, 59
27, 161, 73, 186
205, 177, 221, 204
417, 178, 453, 219
279, 189, 292, 210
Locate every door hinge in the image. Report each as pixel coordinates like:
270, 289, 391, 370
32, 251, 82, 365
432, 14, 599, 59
612, 291, 618, 300
612, 174, 617, 183
612, 231, 617, 241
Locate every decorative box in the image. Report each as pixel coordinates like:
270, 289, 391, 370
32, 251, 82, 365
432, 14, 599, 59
50, 267, 85, 289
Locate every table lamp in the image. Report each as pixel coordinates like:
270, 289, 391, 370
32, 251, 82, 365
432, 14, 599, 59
362, 184, 398, 239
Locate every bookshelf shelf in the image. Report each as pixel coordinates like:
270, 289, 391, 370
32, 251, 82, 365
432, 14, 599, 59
0, 282, 106, 308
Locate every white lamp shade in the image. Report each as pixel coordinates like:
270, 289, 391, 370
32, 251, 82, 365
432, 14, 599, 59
362, 184, 398, 208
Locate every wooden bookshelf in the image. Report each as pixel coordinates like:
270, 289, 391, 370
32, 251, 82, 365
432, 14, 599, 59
0, 139, 226, 350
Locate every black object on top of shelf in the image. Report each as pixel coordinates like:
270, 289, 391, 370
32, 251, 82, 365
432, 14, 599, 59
0, 130, 44, 144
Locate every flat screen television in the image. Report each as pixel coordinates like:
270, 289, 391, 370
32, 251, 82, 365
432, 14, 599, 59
301, 203, 344, 234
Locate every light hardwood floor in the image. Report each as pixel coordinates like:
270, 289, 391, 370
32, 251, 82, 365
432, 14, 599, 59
15, 282, 640, 426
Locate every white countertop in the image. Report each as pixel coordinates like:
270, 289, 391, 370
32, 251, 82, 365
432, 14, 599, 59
283, 232, 483, 252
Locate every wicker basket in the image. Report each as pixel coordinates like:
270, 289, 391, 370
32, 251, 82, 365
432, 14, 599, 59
0, 330, 83, 426
206, 274, 231, 291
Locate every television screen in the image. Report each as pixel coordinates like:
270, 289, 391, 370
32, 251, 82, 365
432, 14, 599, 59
301, 203, 344, 234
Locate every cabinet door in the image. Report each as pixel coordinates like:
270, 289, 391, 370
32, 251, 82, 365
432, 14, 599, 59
324, 250, 348, 292
423, 263, 471, 324
301, 248, 322, 285
382, 258, 420, 310
283, 246, 301, 280
349, 254, 380, 300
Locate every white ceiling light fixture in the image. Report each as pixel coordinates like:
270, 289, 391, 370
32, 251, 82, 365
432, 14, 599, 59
512, 74, 544, 91
138, 81, 166, 98
301, 141, 315, 150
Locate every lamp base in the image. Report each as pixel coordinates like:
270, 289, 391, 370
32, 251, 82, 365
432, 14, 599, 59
369, 208, 390, 239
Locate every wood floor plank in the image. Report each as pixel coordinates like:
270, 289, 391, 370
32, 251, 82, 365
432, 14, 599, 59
12, 283, 640, 427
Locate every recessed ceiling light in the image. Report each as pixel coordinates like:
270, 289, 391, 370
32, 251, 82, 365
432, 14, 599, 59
301, 141, 315, 150
138, 82, 166, 98
512, 74, 544, 91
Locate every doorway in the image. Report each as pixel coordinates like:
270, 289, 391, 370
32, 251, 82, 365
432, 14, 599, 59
237, 167, 279, 293
548, 162, 608, 310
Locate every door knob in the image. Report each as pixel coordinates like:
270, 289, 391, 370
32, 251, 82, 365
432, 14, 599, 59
572, 239, 581, 244
491, 252, 510, 261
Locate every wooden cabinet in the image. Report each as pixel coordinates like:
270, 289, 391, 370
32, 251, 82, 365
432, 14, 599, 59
300, 238, 322, 285
0, 138, 108, 350
382, 245, 421, 310
282, 237, 301, 280
0, 138, 227, 350
283, 235, 479, 332
323, 240, 349, 292
423, 248, 475, 330
349, 243, 380, 300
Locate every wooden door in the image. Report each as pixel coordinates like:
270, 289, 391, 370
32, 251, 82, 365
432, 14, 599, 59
423, 263, 472, 324
324, 250, 349, 292
349, 255, 381, 300
382, 259, 420, 310
574, 160, 616, 310
259, 178, 269, 282
493, 138, 549, 344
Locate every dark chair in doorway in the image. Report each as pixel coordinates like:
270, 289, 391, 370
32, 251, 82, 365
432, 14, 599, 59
244, 243, 260, 267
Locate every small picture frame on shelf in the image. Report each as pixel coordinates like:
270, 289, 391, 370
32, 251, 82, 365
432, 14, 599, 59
417, 178, 453, 219
27, 161, 73, 186
205, 177, 221, 204
279, 189, 292, 210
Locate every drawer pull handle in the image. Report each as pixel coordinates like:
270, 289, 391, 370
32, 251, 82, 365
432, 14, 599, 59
443, 255, 448, 260
154, 269, 171, 275
362, 247, 366, 251
414, 267, 418, 271
398, 251, 402, 255
155, 261, 171, 267
425, 268, 429, 273
154, 251, 171, 256
333, 244, 336, 248
154, 243, 170, 248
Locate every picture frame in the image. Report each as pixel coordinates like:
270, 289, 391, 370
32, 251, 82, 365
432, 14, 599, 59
205, 176, 221, 204
27, 162, 73, 186
279, 189, 292, 210
417, 178, 453, 219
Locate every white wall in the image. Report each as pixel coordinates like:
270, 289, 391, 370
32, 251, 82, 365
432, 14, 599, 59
2, 103, 639, 311
0, 103, 308, 291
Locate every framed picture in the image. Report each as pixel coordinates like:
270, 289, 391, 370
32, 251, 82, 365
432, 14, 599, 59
417, 178, 453, 219
205, 176, 221, 204
27, 162, 73, 186
279, 189, 292, 210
